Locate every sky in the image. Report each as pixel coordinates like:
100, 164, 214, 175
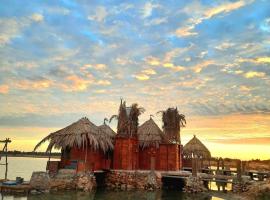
0, 0, 270, 160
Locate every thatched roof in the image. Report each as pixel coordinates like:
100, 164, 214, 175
34, 117, 114, 153
183, 135, 211, 159
138, 118, 165, 148
98, 124, 116, 138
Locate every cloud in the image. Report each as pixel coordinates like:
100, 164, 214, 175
133, 68, 157, 81
260, 18, 270, 32
13, 77, 53, 91
63, 75, 93, 92
82, 63, 107, 71
30, 13, 44, 22
141, 2, 160, 18
142, 69, 156, 75
175, 0, 252, 37
87, 6, 107, 22
0, 84, 9, 94
145, 56, 161, 66
115, 57, 133, 66
215, 42, 235, 51
193, 60, 215, 73
210, 137, 270, 145
204, 1, 246, 19
256, 57, 270, 63
163, 63, 185, 72
133, 74, 150, 81
144, 46, 192, 71
95, 80, 111, 86
244, 71, 266, 79
237, 57, 270, 64
239, 85, 253, 92
190, 102, 270, 116
0, 14, 44, 46
175, 26, 198, 37
0, 18, 26, 45
144, 17, 167, 26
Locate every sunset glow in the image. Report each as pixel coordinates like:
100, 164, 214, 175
0, 0, 270, 160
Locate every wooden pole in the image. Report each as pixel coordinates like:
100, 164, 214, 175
5, 143, 8, 180
0, 138, 11, 180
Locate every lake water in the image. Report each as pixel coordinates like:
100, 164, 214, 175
0, 157, 243, 200
0, 157, 59, 181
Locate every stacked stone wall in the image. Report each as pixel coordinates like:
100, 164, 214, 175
105, 170, 162, 190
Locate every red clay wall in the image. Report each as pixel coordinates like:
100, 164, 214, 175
113, 137, 139, 170
60, 147, 111, 171
139, 144, 182, 171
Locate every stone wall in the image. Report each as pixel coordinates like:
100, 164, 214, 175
30, 170, 96, 192
105, 170, 162, 190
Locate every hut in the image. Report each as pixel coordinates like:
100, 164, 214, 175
138, 117, 182, 170
34, 117, 115, 173
138, 117, 165, 170
182, 135, 211, 171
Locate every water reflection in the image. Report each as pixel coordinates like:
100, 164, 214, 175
1, 190, 219, 200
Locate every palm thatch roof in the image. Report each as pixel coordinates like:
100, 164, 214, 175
98, 124, 116, 138
138, 118, 166, 148
34, 117, 114, 153
183, 135, 211, 159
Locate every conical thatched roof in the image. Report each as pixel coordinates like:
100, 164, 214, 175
138, 118, 166, 148
34, 117, 114, 153
98, 124, 116, 138
183, 135, 211, 159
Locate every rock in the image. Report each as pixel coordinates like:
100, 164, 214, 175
30, 171, 50, 190
104, 170, 161, 191
183, 176, 207, 193
75, 172, 96, 192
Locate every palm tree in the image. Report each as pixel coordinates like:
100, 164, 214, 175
157, 107, 186, 143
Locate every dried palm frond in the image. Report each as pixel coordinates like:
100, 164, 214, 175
34, 117, 114, 153
109, 100, 144, 137
158, 107, 186, 144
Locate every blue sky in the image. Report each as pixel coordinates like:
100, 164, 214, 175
0, 0, 270, 158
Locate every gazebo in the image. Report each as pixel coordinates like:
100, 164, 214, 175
183, 135, 211, 173
34, 117, 115, 173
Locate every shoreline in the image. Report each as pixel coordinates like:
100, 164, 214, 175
2, 155, 60, 159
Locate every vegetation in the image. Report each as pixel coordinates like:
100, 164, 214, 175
0, 150, 60, 158
110, 99, 145, 137
158, 107, 186, 143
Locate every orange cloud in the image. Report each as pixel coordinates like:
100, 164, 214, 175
15, 79, 52, 90
64, 75, 92, 91
193, 60, 215, 73
175, 26, 197, 37
0, 84, 9, 94
176, 0, 251, 38
205, 1, 246, 19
